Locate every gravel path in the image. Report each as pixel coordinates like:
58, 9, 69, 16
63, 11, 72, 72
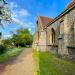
0, 48, 35, 75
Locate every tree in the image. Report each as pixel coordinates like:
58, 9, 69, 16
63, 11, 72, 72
0, 0, 12, 28
2, 38, 14, 48
12, 28, 33, 47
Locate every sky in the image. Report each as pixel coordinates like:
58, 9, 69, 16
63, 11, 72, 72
0, 0, 72, 38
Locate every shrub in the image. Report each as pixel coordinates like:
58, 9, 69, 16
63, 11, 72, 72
12, 28, 33, 47
2, 39, 14, 49
0, 45, 6, 54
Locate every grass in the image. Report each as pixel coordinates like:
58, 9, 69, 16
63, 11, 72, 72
0, 48, 24, 63
33, 50, 75, 75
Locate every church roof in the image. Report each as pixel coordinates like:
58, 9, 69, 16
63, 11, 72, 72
39, 16, 53, 28
37, 0, 75, 28
67, 0, 75, 9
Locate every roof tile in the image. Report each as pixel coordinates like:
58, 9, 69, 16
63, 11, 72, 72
67, 0, 75, 9
39, 16, 53, 28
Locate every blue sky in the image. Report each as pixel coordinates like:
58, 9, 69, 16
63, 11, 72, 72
0, 0, 71, 38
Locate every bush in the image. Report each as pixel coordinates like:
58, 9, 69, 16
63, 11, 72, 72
0, 45, 6, 54
12, 28, 33, 47
2, 39, 14, 49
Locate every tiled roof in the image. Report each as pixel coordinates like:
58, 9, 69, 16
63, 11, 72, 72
67, 0, 75, 9
39, 16, 53, 28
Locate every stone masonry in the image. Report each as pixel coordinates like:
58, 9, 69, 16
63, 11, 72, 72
32, 0, 75, 58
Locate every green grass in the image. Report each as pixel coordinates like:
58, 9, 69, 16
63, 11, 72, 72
0, 48, 24, 63
33, 50, 75, 75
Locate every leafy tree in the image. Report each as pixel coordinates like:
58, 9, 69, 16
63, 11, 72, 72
2, 38, 14, 48
0, 0, 12, 28
12, 28, 33, 47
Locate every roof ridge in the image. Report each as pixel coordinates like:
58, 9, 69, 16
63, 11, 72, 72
66, 0, 75, 9
39, 16, 53, 20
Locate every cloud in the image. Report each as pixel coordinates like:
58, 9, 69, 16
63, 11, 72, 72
19, 9, 30, 16
7, 1, 33, 35
6, 34, 11, 37
12, 17, 34, 31
3, 34, 12, 39
9, 2, 30, 27
9, 2, 30, 25
26, 22, 35, 28
11, 12, 18, 18
9, 2, 18, 9
9, 2, 30, 18
12, 17, 24, 26
28, 28, 31, 31
28, 22, 33, 25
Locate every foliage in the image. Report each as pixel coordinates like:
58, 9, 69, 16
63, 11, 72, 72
0, 48, 23, 63
0, 45, 6, 54
2, 38, 14, 49
33, 50, 75, 75
0, 0, 12, 27
12, 28, 33, 47
0, 37, 14, 54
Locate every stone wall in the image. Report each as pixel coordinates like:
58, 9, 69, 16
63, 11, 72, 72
32, 7, 75, 58
32, 32, 39, 50
46, 8, 75, 56
46, 18, 60, 54
47, 45, 58, 54
38, 31, 47, 51
68, 46, 75, 55
32, 17, 47, 51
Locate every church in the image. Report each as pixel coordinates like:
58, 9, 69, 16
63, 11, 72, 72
32, 0, 75, 58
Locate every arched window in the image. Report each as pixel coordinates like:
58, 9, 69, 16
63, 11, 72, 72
51, 28, 55, 44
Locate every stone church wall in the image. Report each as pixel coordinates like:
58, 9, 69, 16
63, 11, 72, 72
32, 6, 75, 58
46, 8, 75, 56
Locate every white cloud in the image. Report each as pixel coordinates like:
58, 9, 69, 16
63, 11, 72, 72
3, 34, 12, 39
6, 34, 11, 37
12, 17, 24, 26
11, 13, 18, 18
9, 2, 30, 26
28, 28, 31, 31
19, 9, 30, 16
8, 2, 33, 33
27, 22, 35, 28
12, 17, 33, 29
28, 22, 33, 25
9, 2, 18, 9
11, 9, 30, 21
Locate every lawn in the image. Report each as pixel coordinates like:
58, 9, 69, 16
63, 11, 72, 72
33, 50, 75, 75
0, 48, 24, 63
